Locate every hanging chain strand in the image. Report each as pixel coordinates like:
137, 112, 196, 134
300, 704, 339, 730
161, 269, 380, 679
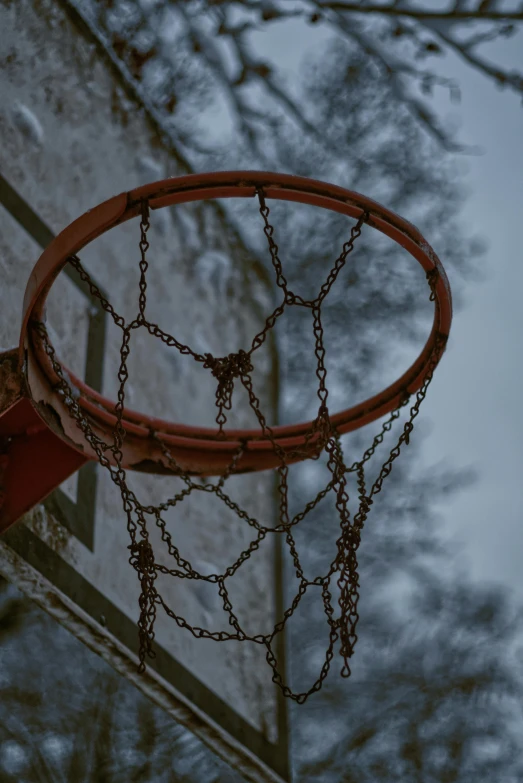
138, 200, 150, 322
31, 191, 445, 703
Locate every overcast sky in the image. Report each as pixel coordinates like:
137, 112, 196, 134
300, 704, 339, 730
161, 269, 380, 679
249, 20, 523, 597
419, 33, 523, 597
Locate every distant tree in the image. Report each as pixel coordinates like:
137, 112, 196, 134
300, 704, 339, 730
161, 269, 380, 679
76, 0, 523, 157
236, 34, 523, 783
299, 578, 523, 781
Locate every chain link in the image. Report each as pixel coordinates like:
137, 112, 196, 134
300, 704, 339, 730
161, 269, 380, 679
138, 200, 150, 321
31, 195, 445, 702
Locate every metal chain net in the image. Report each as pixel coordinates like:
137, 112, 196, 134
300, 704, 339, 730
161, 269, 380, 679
32, 191, 446, 704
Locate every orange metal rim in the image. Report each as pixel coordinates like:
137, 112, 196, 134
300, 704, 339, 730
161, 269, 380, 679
20, 171, 452, 473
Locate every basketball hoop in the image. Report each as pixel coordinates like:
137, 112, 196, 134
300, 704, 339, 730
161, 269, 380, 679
2, 171, 452, 701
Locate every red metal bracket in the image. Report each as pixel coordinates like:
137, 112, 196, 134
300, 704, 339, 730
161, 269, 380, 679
0, 396, 89, 535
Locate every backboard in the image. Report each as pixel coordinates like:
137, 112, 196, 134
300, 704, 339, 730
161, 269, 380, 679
0, 2, 288, 781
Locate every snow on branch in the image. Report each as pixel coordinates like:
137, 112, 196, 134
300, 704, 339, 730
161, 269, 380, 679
74, 0, 523, 158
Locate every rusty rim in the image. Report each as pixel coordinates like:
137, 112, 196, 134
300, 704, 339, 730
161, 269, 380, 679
20, 171, 452, 474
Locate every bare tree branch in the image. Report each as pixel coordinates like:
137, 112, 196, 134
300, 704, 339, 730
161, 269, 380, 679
73, 0, 523, 160
322, 11, 470, 151
423, 17, 523, 93
312, 0, 523, 22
